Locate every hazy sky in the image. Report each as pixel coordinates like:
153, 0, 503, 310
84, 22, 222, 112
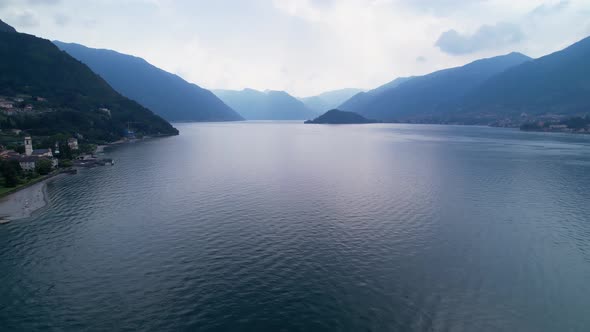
1, 0, 589, 96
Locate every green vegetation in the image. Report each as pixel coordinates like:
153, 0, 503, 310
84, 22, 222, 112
0, 28, 178, 143
35, 159, 52, 175
0, 159, 22, 187
0, 168, 55, 198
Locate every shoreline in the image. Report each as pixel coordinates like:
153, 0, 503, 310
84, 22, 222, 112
0, 137, 151, 222
0, 173, 63, 221
520, 128, 590, 135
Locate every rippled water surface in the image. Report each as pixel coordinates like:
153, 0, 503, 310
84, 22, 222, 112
1, 122, 590, 331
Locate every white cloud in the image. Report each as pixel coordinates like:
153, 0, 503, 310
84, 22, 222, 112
9, 10, 40, 27
435, 22, 524, 55
0, 0, 588, 95
529, 0, 569, 16
53, 13, 69, 26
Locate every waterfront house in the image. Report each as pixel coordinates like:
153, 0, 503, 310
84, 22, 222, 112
8, 155, 57, 171
32, 149, 53, 158
68, 138, 79, 150
7, 136, 59, 171
16, 156, 38, 171
98, 108, 111, 117
0, 150, 19, 159
0, 101, 14, 109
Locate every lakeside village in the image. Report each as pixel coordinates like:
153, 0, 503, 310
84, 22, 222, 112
486, 112, 590, 133
0, 93, 127, 194
519, 115, 590, 133
0, 134, 114, 196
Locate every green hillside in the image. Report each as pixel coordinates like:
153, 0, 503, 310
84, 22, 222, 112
0, 25, 177, 142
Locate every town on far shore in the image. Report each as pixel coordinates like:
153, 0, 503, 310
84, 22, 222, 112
0, 131, 114, 196
0, 92, 148, 196
519, 115, 590, 133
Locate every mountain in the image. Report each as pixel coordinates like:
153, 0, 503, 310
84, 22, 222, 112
340, 53, 531, 121
300, 88, 364, 113
0, 19, 16, 33
305, 109, 379, 124
370, 77, 415, 96
339, 77, 413, 113
213, 89, 317, 120
455, 36, 590, 119
54, 41, 243, 122
0, 24, 177, 141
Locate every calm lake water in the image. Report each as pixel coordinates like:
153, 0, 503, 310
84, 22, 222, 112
1, 122, 590, 331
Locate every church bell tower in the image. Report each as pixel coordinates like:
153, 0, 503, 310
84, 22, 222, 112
24, 136, 33, 156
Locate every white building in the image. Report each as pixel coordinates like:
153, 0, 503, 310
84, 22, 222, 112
24, 136, 33, 156
0, 101, 13, 109
68, 138, 79, 150
12, 136, 58, 171
32, 148, 53, 158
17, 156, 38, 171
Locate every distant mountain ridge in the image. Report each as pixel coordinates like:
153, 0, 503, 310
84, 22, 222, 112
0, 25, 177, 141
213, 89, 317, 120
454, 35, 590, 118
339, 77, 413, 113
370, 76, 415, 96
339, 52, 532, 122
54, 41, 243, 122
300, 88, 364, 113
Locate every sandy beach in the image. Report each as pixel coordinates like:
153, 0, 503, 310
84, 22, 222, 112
0, 176, 61, 221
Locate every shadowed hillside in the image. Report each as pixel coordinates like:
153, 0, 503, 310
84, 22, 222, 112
0, 24, 177, 141
54, 41, 243, 122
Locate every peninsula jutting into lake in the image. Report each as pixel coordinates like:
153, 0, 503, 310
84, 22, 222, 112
304, 109, 379, 124
1, 2, 590, 331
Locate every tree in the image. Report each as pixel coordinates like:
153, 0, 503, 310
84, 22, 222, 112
55, 141, 73, 160
35, 158, 53, 175
0, 159, 22, 187
59, 159, 73, 168
79, 143, 97, 155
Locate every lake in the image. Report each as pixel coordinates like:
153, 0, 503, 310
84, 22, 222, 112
1, 122, 590, 331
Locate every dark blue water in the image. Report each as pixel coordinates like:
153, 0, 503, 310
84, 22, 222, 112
1, 122, 590, 331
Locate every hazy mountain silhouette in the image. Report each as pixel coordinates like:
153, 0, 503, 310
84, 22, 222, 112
213, 89, 317, 120
339, 53, 531, 121
339, 77, 413, 113
456, 35, 590, 118
305, 109, 378, 124
0, 19, 16, 33
0, 28, 177, 140
300, 88, 364, 113
370, 77, 415, 95
54, 41, 243, 122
